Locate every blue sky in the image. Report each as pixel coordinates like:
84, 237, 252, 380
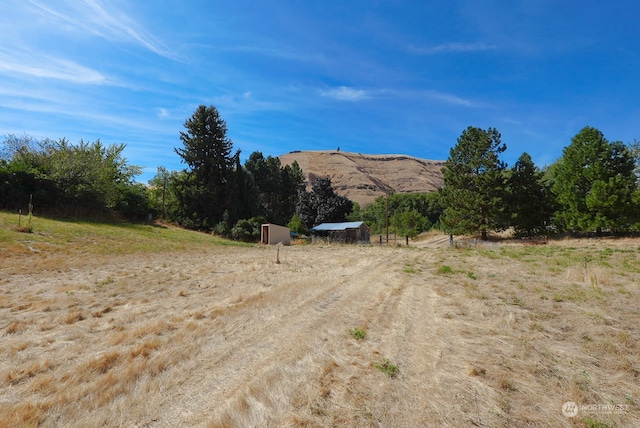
1, 0, 639, 183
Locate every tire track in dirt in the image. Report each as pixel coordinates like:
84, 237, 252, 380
152, 247, 407, 427
367, 250, 501, 427
370, 253, 448, 426
206, 248, 449, 427
325, 249, 447, 426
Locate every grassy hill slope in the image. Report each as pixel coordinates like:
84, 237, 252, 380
0, 212, 245, 273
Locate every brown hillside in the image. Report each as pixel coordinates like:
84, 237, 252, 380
279, 150, 445, 206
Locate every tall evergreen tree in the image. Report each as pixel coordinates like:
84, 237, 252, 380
244, 152, 282, 221
228, 152, 259, 223
279, 161, 305, 224
441, 126, 507, 240
174, 105, 239, 229
245, 152, 305, 225
552, 126, 638, 232
506, 152, 555, 237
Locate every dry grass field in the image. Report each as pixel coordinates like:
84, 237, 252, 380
1, 213, 639, 427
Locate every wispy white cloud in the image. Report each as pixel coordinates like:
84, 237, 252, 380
424, 90, 475, 107
224, 43, 326, 64
383, 88, 479, 108
156, 108, 170, 119
27, 0, 179, 60
0, 48, 107, 84
0, 92, 180, 150
318, 86, 369, 101
203, 91, 289, 118
408, 42, 496, 55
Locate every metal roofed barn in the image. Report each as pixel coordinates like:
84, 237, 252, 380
309, 221, 370, 244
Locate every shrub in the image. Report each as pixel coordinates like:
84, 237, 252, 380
230, 217, 264, 242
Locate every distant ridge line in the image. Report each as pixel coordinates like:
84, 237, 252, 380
279, 150, 445, 206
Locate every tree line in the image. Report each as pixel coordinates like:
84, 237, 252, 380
146, 105, 353, 240
348, 192, 443, 240
0, 135, 147, 218
440, 126, 640, 239
0, 105, 354, 240
2, 104, 638, 241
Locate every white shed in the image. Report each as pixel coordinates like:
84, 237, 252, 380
261, 224, 291, 245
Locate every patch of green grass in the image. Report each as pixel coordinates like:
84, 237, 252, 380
438, 265, 453, 274
0, 211, 249, 258
622, 257, 640, 273
96, 276, 115, 288
476, 248, 500, 259
499, 247, 524, 260
349, 327, 366, 340
375, 358, 399, 378
466, 271, 477, 280
599, 247, 614, 258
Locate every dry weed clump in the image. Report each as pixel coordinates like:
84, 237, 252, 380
84, 351, 121, 374
63, 309, 85, 324
5, 320, 22, 334
5, 359, 54, 386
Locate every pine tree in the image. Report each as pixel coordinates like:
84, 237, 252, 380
174, 105, 239, 229
552, 127, 637, 232
441, 126, 507, 240
506, 153, 554, 237
245, 152, 305, 225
